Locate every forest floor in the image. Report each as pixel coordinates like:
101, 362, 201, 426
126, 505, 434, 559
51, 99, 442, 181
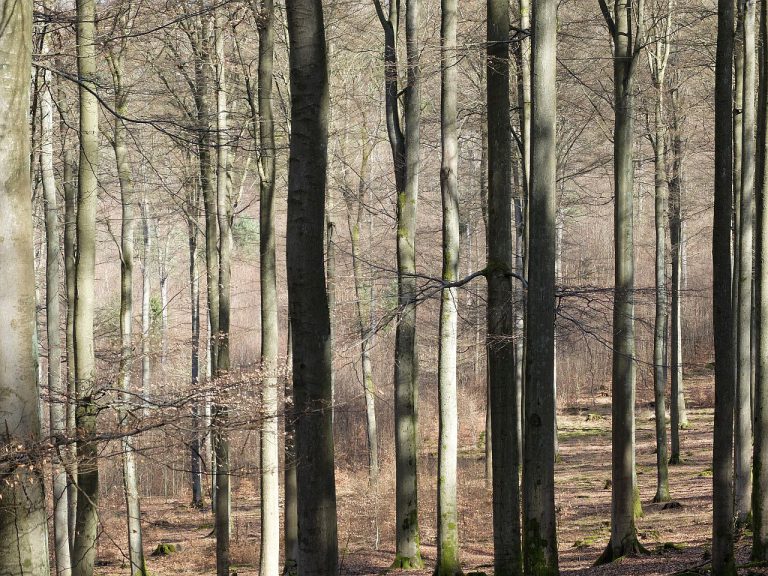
92, 372, 766, 576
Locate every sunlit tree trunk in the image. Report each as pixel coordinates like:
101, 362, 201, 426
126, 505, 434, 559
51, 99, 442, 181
71, 0, 100, 568
42, 35, 72, 575
522, 0, 559, 571
0, 1, 51, 569
141, 196, 152, 413
435, 0, 461, 571
285, 1, 339, 573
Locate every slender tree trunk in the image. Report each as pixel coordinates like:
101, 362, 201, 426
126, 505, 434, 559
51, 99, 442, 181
141, 196, 152, 413
596, 0, 645, 563
712, 0, 737, 571
285, 2, 339, 573
214, 13, 232, 575
0, 2, 51, 569
487, 0, 523, 572
667, 81, 688, 464
109, 41, 147, 575
522, 0, 559, 572
735, 0, 756, 527
188, 195, 204, 508
72, 0, 100, 568
753, 0, 768, 557
42, 47, 72, 576
479, 106, 492, 488
436, 0, 461, 571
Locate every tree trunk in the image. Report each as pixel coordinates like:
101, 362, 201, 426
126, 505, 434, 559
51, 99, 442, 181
252, 0, 280, 574
188, 192, 204, 508
667, 81, 688, 464
0, 2, 51, 569
712, 0, 737, 571
72, 0, 101, 568
487, 0, 523, 572
42, 43, 72, 576
596, 0, 645, 563
522, 0, 559, 571
435, 0, 461, 571
141, 196, 152, 414
109, 40, 147, 575
285, 2, 339, 573
214, 13, 232, 576
735, 0, 756, 527
753, 0, 768, 557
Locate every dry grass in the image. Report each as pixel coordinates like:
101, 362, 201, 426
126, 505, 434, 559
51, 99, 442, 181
89, 372, 761, 576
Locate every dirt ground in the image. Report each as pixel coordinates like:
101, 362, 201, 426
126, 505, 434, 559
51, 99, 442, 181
91, 373, 762, 576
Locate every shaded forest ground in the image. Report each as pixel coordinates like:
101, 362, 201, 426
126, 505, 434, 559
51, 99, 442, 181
89, 371, 763, 576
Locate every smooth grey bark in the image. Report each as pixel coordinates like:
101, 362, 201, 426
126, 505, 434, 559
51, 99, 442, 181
596, 0, 646, 563
735, 0, 756, 527
284, 319, 298, 576
645, 0, 672, 503
487, 0, 522, 573
42, 42, 72, 576
522, 0, 559, 572
214, 13, 232, 575
107, 34, 147, 575
753, 0, 768, 557
371, 0, 423, 566
344, 138, 380, 488
285, 2, 339, 573
141, 196, 152, 413
435, 0, 461, 572
71, 0, 100, 568
0, 1, 50, 569
667, 80, 688, 464
187, 181, 204, 508
712, 0, 737, 571
248, 0, 280, 573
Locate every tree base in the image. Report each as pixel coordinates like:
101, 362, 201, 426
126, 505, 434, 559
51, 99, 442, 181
594, 536, 648, 566
669, 455, 683, 465
652, 490, 672, 504
391, 554, 425, 570
433, 563, 463, 576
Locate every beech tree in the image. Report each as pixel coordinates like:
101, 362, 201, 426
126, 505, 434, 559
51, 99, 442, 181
0, 0, 51, 571
285, 1, 338, 574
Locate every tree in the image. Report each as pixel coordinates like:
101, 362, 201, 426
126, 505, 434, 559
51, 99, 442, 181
106, 10, 147, 571
285, 1, 339, 574
250, 0, 280, 573
0, 3, 50, 572
435, 0, 461, 572
41, 26, 72, 576
595, 0, 646, 562
487, 0, 523, 572
522, 0, 559, 571
371, 0, 424, 566
712, 0, 737, 571
71, 0, 101, 569
645, 0, 673, 503
753, 0, 768, 558
735, 0, 756, 527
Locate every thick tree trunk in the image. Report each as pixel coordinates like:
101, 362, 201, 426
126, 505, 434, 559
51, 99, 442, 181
487, 0, 523, 573
286, 2, 339, 573
0, 2, 51, 570
252, 0, 280, 573
735, 0, 756, 527
596, 0, 645, 563
42, 48, 72, 576
109, 42, 147, 575
435, 0, 461, 572
72, 0, 100, 569
753, 0, 768, 558
712, 0, 737, 571
522, 0, 559, 572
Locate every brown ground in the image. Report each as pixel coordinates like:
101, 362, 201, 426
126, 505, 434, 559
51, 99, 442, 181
92, 374, 763, 576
